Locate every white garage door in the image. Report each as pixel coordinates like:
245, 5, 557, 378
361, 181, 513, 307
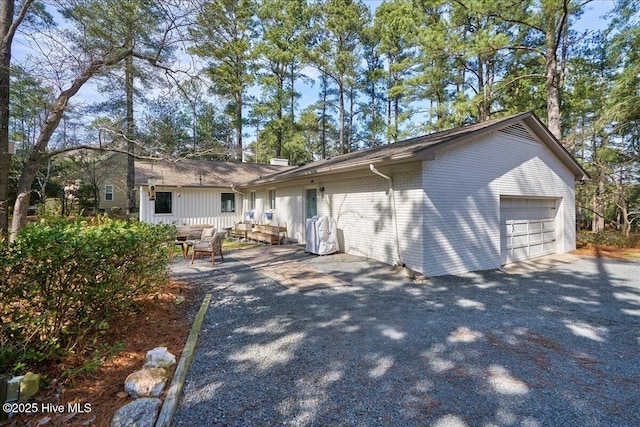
500, 197, 557, 265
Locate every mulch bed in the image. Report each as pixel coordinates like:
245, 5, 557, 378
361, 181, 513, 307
3, 280, 194, 427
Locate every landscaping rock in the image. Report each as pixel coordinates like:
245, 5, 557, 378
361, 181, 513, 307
110, 397, 161, 427
124, 368, 167, 398
144, 347, 176, 369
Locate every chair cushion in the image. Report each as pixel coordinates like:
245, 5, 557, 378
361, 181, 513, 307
200, 227, 216, 240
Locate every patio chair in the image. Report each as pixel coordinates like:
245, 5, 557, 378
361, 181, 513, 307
191, 230, 226, 265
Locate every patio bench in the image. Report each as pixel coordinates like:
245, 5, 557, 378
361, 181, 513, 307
175, 225, 214, 239
247, 224, 287, 245
229, 222, 253, 240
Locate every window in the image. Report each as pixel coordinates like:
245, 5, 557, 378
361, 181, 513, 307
249, 191, 256, 210
268, 189, 276, 210
155, 191, 172, 214
105, 185, 114, 201
221, 193, 235, 213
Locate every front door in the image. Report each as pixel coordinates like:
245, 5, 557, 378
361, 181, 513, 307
305, 188, 317, 219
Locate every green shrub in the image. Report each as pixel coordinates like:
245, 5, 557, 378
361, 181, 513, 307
0, 217, 174, 375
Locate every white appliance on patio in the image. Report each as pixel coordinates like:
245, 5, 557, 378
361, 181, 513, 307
305, 216, 338, 255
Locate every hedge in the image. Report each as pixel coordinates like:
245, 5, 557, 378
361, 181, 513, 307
0, 217, 174, 374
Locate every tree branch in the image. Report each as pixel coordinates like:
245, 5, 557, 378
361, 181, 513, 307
3, 0, 35, 48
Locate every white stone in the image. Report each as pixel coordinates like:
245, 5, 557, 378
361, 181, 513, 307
110, 397, 161, 427
144, 347, 176, 369
124, 368, 167, 398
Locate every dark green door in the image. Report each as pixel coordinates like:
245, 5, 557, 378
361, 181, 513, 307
305, 189, 317, 218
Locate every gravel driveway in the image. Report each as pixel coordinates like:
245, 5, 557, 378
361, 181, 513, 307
170, 250, 640, 427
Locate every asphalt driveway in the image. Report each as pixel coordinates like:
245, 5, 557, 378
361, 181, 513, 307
170, 248, 640, 426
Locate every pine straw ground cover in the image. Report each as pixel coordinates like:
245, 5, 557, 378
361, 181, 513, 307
572, 240, 640, 260
3, 280, 194, 427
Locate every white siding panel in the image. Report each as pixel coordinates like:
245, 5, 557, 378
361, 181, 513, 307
138, 187, 243, 228
421, 130, 575, 277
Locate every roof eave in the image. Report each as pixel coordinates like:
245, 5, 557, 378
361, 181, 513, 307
415, 112, 590, 182
521, 114, 590, 181
237, 154, 417, 188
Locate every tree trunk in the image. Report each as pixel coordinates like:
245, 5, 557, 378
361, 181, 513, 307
393, 95, 399, 143
321, 74, 327, 159
369, 80, 376, 147
0, 0, 15, 240
620, 200, 631, 237
347, 86, 354, 152
290, 62, 295, 124
275, 75, 283, 157
545, 47, 562, 140
235, 95, 243, 161
338, 78, 345, 154
477, 57, 493, 122
387, 97, 391, 145
543, 1, 567, 141
591, 178, 605, 233
125, 52, 135, 215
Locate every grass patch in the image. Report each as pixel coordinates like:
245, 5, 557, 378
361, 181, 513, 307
223, 239, 260, 251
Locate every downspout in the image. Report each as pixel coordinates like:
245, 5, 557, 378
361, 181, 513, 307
231, 185, 245, 220
369, 164, 403, 265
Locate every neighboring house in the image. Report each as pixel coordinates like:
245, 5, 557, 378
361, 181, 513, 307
97, 153, 130, 213
135, 159, 291, 229
236, 112, 589, 277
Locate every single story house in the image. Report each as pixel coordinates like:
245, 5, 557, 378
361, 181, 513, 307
134, 112, 588, 277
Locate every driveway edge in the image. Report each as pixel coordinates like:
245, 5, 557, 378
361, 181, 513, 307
155, 293, 212, 427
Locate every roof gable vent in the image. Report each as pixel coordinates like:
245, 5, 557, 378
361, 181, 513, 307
499, 123, 534, 141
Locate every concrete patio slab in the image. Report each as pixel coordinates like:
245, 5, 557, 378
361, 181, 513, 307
499, 253, 581, 275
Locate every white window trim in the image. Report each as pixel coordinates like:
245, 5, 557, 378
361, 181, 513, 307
249, 191, 256, 210
268, 189, 276, 210
221, 192, 236, 213
154, 191, 173, 215
105, 185, 114, 201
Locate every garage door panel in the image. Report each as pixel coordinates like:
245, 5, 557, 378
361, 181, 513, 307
501, 197, 558, 265
529, 222, 543, 232
529, 243, 544, 255
512, 234, 529, 245
529, 233, 543, 243
512, 223, 528, 233
513, 246, 529, 261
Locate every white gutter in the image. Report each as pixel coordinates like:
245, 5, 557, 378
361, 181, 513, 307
369, 164, 403, 265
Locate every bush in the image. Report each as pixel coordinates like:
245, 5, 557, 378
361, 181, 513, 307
578, 230, 639, 248
0, 217, 174, 375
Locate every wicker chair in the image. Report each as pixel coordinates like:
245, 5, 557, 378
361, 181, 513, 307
191, 230, 226, 265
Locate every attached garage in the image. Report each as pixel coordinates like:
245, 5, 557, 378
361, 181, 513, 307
500, 197, 558, 265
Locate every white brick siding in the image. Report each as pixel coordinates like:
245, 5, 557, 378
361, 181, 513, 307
245, 127, 575, 277
249, 164, 425, 274
421, 130, 575, 276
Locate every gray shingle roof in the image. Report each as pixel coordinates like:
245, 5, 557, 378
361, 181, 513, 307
135, 159, 292, 187
240, 112, 588, 186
